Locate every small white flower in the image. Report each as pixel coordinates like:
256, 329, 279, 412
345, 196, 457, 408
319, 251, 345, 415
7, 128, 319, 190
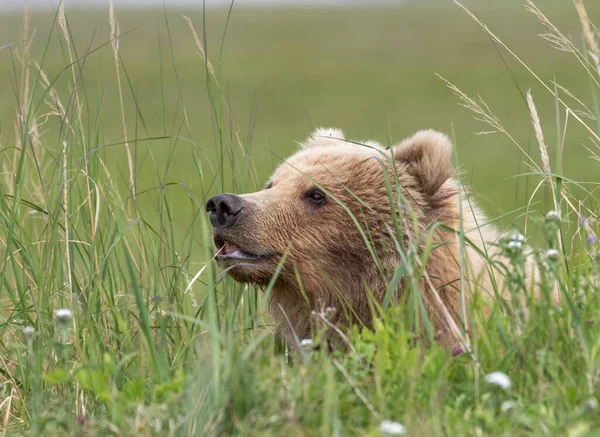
545, 210, 561, 224
501, 400, 517, 413
545, 249, 560, 262
507, 241, 523, 250
55, 309, 73, 324
585, 397, 599, 411
485, 371, 511, 390
379, 420, 406, 435
300, 339, 313, 347
22, 326, 35, 337
55, 308, 72, 319
510, 231, 526, 243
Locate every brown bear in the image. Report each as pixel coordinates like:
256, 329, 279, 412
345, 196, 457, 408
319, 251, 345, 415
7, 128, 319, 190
205, 128, 502, 347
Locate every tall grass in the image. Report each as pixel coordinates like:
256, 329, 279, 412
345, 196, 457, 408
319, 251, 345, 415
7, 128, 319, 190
0, 1, 599, 436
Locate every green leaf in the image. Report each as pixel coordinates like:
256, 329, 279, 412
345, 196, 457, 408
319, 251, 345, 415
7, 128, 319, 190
153, 368, 185, 403
75, 368, 92, 391
122, 379, 146, 403
43, 368, 71, 385
91, 369, 106, 395
103, 353, 117, 377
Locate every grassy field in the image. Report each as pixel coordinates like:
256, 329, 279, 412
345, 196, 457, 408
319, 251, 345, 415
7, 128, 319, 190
1, 0, 599, 218
1, 0, 600, 435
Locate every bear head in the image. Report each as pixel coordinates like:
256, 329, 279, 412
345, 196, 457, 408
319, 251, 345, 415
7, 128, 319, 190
206, 128, 478, 345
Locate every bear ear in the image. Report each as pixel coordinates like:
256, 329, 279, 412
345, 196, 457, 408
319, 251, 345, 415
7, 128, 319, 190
391, 130, 455, 197
300, 127, 345, 149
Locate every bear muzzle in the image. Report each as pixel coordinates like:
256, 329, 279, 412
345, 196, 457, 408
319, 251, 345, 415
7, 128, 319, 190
206, 193, 277, 270
206, 193, 244, 229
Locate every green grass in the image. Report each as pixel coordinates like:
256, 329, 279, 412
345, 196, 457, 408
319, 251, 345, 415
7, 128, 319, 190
1, 0, 600, 435
1, 0, 599, 217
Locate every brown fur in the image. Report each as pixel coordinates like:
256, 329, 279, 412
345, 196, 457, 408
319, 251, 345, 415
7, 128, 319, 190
209, 128, 503, 346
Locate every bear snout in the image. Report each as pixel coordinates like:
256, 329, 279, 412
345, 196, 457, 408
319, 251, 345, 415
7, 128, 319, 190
205, 193, 244, 229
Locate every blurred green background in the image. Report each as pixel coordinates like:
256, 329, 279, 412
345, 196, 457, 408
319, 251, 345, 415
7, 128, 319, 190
1, 0, 598, 236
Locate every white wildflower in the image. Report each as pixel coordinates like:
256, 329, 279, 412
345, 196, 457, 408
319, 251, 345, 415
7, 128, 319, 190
507, 241, 523, 250
585, 397, 599, 411
504, 231, 525, 254
22, 326, 35, 337
55, 309, 73, 323
379, 420, 406, 435
510, 231, 525, 243
545, 210, 561, 224
500, 400, 517, 413
545, 249, 560, 262
300, 339, 313, 347
485, 371, 511, 390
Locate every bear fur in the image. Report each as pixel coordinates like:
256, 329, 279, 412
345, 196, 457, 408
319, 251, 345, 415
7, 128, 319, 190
208, 128, 503, 347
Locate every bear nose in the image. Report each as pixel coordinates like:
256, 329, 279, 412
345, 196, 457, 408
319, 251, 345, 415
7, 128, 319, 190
205, 194, 243, 228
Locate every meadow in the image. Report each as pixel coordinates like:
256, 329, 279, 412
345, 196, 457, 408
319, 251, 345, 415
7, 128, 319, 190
1, 0, 600, 435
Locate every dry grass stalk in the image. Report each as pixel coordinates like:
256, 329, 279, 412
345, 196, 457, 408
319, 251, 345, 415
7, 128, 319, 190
57, 2, 86, 147
36, 61, 66, 118
438, 75, 542, 175
183, 15, 258, 186
454, 0, 600, 146
1, 389, 12, 434
553, 81, 595, 120
17, 0, 33, 124
398, 206, 476, 363
585, 136, 600, 164
109, 0, 136, 199
62, 139, 77, 368
574, 0, 600, 80
182, 15, 216, 81
4, 1, 34, 194
57, 3, 99, 249
527, 92, 554, 179
526, 0, 600, 87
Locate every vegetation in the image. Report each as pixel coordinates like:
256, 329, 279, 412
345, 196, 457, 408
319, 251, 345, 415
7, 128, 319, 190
1, 0, 600, 435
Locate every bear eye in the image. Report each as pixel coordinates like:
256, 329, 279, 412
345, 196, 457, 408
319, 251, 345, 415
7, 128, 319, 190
305, 187, 326, 206
264, 181, 273, 190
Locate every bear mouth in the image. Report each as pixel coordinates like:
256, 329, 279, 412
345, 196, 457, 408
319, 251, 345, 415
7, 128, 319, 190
213, 236, 273, 262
